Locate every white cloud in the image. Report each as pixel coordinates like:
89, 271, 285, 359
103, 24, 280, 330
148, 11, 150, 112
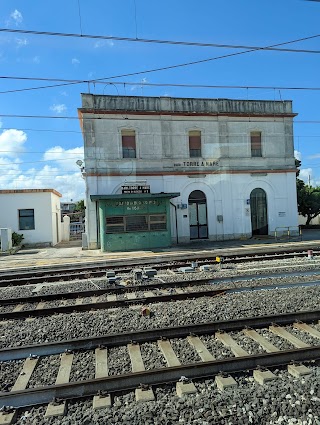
294, 150, 301, 161
307, 153, 320, 160
299, 168, 313, 185
94, 39, 114, 48
10, 10, 23, 26
15, 38, 28, 48
43, 146, 84, 171
71, 58, 80, 65
50, 104, 67, 114
0, 145, 85, 201
0, 165, 85, 201
0, 129, 27, 157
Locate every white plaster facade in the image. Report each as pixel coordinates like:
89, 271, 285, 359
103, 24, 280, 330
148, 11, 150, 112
0, 189, 62, 246
79, 95, 299, 249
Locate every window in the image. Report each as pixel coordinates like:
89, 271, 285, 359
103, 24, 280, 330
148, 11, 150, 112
251, 131, 262, 157
126, 215, 148, 231
19, 209, 35, 230
122, 129, 136, 158
149, 214, 167, 230
106, 214, 167, 233
106, 216, 125, 233
189, 130, 201, 157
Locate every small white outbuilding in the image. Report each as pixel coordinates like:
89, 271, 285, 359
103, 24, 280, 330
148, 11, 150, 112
0, 189, 62, 246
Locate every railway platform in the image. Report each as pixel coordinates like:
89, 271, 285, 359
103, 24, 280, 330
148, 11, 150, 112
0, 229, 320, 272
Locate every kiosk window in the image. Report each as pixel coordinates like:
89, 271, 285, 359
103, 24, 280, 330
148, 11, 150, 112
106, 214, 167, 233
106, 216, 125, 233
149, 214, 166, 230
126, 215, 148, 231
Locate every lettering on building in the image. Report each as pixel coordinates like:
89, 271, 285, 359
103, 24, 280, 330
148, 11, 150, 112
122, 185, 150, 194
173, 160, 219, 167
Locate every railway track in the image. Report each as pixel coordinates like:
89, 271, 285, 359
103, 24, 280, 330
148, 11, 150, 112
1, 309, 320, 422
0, 248, 318, 287
2, 270, 320, 320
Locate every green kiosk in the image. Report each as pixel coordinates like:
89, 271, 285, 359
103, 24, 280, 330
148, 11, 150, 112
91, 192, 180, 251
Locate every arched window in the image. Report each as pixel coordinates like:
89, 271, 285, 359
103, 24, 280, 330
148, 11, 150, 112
250, 188, 268, 235
188, 190, 208, 239
122, 129, 136, 158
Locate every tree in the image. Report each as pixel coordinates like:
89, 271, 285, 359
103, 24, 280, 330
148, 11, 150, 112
75, 199, 85, 213
297, 179, 320, 225
295, 158, 301, 177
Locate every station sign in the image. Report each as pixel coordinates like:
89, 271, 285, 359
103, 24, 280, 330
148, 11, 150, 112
122, 185, 150, 194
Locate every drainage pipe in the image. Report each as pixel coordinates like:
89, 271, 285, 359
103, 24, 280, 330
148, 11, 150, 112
170, 202, 179, 244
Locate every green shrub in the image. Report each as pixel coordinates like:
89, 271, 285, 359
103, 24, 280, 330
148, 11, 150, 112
12, 232, 24, 246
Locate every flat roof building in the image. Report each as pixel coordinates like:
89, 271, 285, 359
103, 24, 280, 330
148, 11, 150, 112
78, 94, 298, 251
0, 189, 62, 246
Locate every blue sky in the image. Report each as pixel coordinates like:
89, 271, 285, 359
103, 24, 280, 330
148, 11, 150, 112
1, 0, 320, 200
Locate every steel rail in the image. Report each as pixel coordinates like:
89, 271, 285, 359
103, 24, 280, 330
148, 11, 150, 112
0, 279, 203, 305
2, 271, 320, 320
1, 346, 320, 409
1, 269, 320, 307
1, 309, 320, 361
0, 288, 227, 320
0, 249, 318, 287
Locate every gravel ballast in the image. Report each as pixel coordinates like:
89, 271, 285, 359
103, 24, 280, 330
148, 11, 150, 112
1, 284, 320, 349
15, 366, 320, 424
2, 257, 320, 424
2, 256, 320, 302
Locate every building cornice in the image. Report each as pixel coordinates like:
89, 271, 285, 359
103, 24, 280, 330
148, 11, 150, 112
85, 169, 297, 177
78, 109, 297, 119
0, 189, 62, 197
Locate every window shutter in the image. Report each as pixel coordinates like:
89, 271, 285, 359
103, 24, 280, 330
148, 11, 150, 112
189, 131, 201, 150
122, 130, 136, 148
251, 131, 262, 157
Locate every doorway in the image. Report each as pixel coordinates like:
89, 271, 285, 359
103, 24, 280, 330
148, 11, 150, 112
250, 188, 268, 235
188, 190, 208, 239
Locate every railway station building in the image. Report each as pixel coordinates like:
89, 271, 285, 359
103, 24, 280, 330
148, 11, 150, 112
78, 94, 299, 251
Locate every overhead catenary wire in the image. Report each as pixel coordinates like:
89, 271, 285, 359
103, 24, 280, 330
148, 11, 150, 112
77, 0, 83, 36
0, 158, 83, 165
0, 33, 319, 95
0, 171, 83, 175
1, 114, 318, 124
1, 27, 320, 53
3, 128, 320, 145
4, 77, 320, 92
0, 149, 83, 154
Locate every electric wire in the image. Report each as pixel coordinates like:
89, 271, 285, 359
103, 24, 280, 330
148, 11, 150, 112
0, 33, 319, 94
0, 27, 320, 53
77, 0, 83, 36
0, 149, 83, 154
2, 114, 316, 124
4, 77, 320, 92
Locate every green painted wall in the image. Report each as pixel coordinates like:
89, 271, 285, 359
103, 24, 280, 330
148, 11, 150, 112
98, 197, 172, 251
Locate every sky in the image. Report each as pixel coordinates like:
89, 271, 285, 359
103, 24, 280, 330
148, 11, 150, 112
1, 0, 320, 201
